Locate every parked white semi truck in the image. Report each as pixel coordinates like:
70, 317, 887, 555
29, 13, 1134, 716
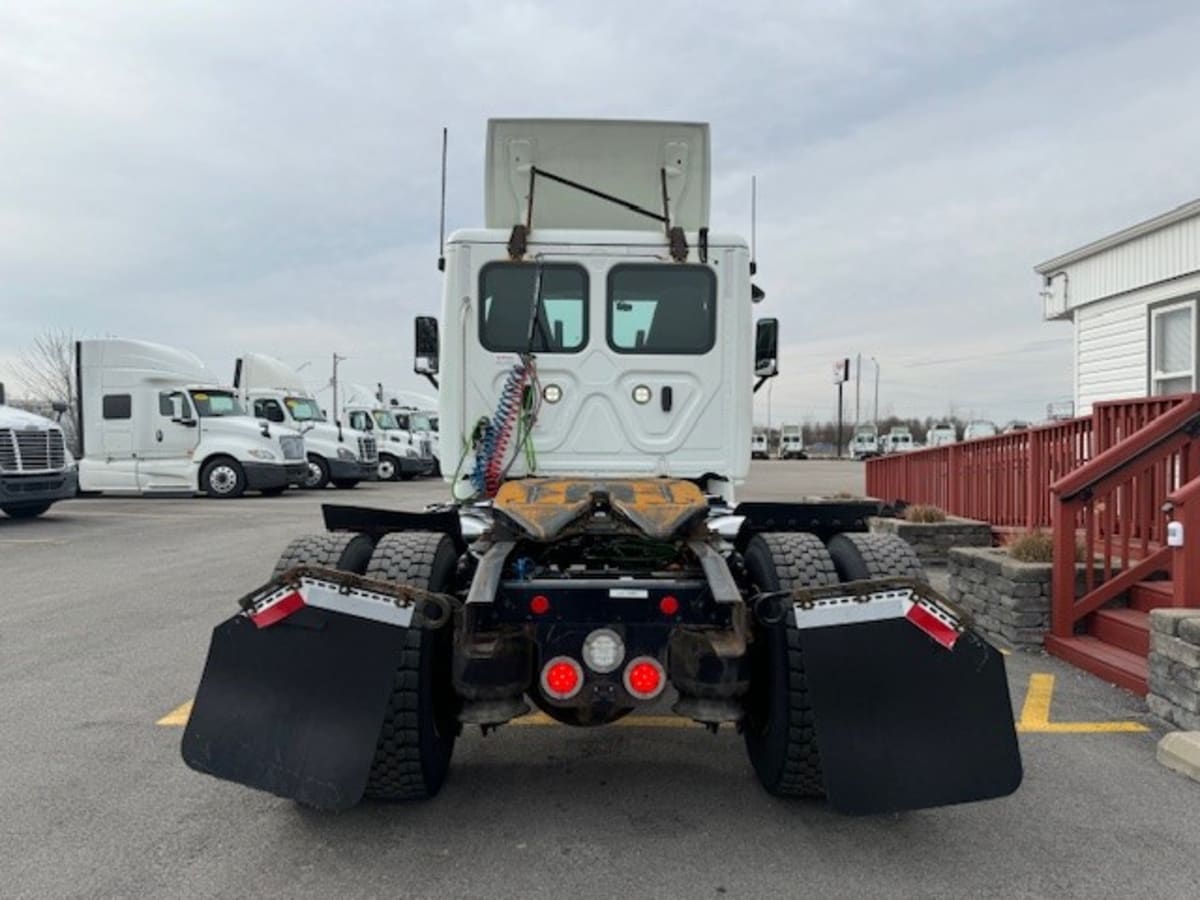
76, 339, 308, 497
0, 383, 78, 518
234, 353, 377, 490
183, 118, 1020, 816
750, 431, 768, 459
778, 424, 806, 459
927, 424, 958, 447
377, 387, 439, 476
850, 424, 879, 459
342, 384, 432, 481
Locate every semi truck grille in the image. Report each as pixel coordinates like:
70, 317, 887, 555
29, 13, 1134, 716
279, 435, 304, 461
0, 428, 66, 473
419, 438, 432, 459
358, 436, 378, 463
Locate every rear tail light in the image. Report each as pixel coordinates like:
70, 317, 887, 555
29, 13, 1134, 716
540, 656, 584, 700
623, 656, 666, 700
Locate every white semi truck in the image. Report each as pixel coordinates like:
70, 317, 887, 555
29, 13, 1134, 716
778, 424, 805, 459
927, 423, 958, 447
234, 353, 378, 490
850, 424, 879, 459
0, 383, 78, 518
341, 384, 432, 481
76, 339, 308, 497
750, 431, 768, 459
184, 118, 1021, 816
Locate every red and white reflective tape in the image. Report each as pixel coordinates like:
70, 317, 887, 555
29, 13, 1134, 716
246, 577, 414, 629
792, 587, 962, 650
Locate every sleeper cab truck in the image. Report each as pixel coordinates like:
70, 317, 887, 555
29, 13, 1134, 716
342, 385, 431, 481
779, 425, 805, 459
233, 353, 378, 490
76, 339, 308, 497
0, 383, 78, 519
750, 432, 768, 459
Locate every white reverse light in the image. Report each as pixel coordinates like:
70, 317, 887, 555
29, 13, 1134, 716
581, 628, 625, 674
543, 384, 562, 404
632, 385, 652, 405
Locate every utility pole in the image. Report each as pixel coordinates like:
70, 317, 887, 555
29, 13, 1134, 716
854, 353, 861, 428
871, 356, 880, 427
331, 353, 347, 423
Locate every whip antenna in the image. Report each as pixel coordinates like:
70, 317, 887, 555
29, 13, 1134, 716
437, 127, 448, 272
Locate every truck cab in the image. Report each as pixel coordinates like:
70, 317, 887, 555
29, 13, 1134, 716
963, 419, 998, 441
234, 353, 377, 490
850, 425, 879, 459
927, 424, 958, 447
0, 383, 78, 518
779, 426, 805, 460
77, 339, 308, 497
750, 432, 768, 459
884, 426, 914, 454
340, 386, 430, 481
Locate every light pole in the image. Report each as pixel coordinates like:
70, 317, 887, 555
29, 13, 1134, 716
870, 356, 880, 427
766, 379, 774, 453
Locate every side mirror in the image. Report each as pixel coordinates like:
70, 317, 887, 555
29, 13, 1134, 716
52, 400, 69, 414
414, 316, 439, 375
755, 318, 779, 378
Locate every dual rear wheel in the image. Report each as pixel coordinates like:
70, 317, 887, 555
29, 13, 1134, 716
742, 531, 924, 798
272, 530, 460, 802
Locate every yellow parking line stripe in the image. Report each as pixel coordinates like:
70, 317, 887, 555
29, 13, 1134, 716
1015, 673, 1148, 734
158, 674, 1151, 735
157, 700, 193, 727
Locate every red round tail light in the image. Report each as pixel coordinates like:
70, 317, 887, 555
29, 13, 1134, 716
659, 595, 679, 616
623, 657, 666, 700
529, 594, 551, 615
540, 656, 583, 700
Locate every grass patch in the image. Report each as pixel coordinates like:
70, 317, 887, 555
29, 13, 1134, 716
1005, 529, 1089, 563
904, 504, 947, 523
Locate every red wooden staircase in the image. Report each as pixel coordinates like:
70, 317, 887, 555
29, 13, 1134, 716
1047, 395, 1200, 695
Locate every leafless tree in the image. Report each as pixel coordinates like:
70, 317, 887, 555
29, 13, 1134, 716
13, 329, 78, 453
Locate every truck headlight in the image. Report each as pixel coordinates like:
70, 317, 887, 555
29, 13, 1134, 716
337, 447, 356, 460
248, 449, 276, 461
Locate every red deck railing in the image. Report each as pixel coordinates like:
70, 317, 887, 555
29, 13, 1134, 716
865, 396, 1191, 528
1048, 394, 1200, 637
1167, 474, 1200, 610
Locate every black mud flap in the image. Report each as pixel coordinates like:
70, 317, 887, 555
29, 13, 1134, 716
797, 619, 1022, 815
181, 607, 406, 810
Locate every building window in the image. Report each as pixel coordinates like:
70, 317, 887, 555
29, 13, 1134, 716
1150, 301, 1197, 396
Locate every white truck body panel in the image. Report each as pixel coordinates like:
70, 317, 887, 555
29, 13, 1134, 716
77, 339, 305, 494
439, 229, 752, 487
486, 119, 709, 232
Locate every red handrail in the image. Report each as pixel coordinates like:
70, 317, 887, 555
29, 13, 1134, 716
1049, 395, 1200, 637
864, 395, 1191, 529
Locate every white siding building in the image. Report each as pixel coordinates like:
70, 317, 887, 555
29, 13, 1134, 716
1037, 200, 1200, 414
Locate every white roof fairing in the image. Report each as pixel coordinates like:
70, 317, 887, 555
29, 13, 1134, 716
485, 119, 710, 232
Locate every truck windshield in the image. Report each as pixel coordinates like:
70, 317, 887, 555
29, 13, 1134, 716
373, 410, 399, 430
608, 264, 716, 354
190, 391, 245, 418
479, 263, 587, 353
409, 412, 430, 431
284, 397, 324, 422
428, 415, 438, 433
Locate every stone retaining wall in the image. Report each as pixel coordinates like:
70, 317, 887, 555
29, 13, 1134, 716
1148, 610, 1200, 730
869, 516, 992, 566
947, 548, 1053, 651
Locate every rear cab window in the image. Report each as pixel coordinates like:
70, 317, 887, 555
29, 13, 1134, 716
479, 263, 588, 353
607, 264, 716, 354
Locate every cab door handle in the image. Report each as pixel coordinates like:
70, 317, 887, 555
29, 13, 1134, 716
661, 386, 673, 412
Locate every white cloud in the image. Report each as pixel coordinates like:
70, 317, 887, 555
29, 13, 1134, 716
0, 0, 1197, 425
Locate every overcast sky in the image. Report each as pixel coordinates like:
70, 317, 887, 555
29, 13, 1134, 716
2, 0, 1198, 425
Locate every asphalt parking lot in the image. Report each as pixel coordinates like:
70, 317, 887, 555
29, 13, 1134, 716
3, 460, 1199, 899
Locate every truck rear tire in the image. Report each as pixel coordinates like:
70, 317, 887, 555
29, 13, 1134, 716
741, 532, 837, 799
2, 503, 52, 519
826, 532, 925, 582
361, 532, 460, 801
271, 531, 376, 579
201, 457, 246, 499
